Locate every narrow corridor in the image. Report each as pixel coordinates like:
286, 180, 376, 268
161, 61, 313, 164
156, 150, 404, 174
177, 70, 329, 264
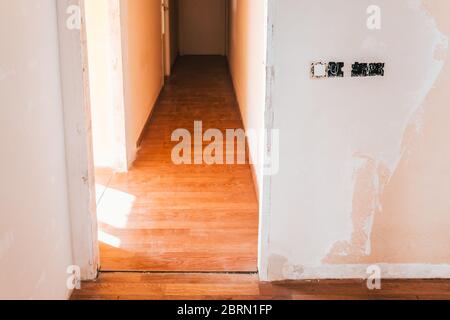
97, 56, 259, 272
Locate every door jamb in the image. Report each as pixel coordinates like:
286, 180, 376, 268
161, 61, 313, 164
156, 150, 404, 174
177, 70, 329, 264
58, 0, 271, 281
56, 0, 99, 280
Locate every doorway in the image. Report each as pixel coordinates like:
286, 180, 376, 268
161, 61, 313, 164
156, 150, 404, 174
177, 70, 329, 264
82, 0, 267, 275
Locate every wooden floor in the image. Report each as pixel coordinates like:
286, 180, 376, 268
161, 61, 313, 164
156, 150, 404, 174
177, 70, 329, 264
96, 56, 259, 272
81, 56, 450, 301
72, 273, 450, 300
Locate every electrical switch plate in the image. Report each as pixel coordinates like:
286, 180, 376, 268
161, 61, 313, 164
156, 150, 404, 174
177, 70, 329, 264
311, 62, 328, 79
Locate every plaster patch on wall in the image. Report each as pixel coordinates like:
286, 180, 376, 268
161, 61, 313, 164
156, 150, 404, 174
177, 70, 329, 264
279, 263, 450, 280
267, 254, 288, 281
324, 155, 390, 263
265, 0, 450, 280
323, 0, 449, 265
268, 254, 305, 281
363, 1, 450, 265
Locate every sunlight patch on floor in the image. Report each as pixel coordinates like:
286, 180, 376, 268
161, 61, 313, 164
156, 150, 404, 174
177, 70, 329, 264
96, 185, 136, 229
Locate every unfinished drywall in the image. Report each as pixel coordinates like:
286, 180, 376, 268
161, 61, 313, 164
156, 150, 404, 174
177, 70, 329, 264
228, 0, 267, 199
263, 0, 450, 280
179, 0, 227, 55
85, 0, 128, 172
121, 0, 164, 165
0, 0, 73, 299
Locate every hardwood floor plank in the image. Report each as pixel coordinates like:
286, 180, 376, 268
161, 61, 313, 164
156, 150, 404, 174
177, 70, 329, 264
97, 56, 259, 272
72, 273, 450, 300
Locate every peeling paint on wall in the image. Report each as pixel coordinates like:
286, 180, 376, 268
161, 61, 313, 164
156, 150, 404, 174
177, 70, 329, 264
324, 0, 448, 265
264, 0, 450, 280
324, 155, 390, 263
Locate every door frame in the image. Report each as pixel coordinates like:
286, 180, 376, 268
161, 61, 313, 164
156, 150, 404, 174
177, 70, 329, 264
57, 0, 132, 280
56, 0, 99, 280
58, 0, 272, 281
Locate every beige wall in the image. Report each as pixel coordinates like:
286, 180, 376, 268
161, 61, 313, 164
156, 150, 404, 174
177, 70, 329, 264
0, 0, 73, 299
85, 0, 126, 170
228, 0, 267, 199
263, 0, 450, 280
179, 0, 227, 55
85, 0, 112, 168
121, 0, 164, 164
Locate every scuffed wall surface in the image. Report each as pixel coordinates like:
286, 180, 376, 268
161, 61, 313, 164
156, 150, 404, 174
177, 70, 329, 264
0, 0, 73, 298
264, 0, 450, 280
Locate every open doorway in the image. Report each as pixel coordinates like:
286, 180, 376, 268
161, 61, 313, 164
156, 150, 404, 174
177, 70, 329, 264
83, 0, 267, 273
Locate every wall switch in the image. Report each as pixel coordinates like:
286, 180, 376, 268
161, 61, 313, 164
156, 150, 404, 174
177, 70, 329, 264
311, 61, 385, 79
311, 62, 328, 79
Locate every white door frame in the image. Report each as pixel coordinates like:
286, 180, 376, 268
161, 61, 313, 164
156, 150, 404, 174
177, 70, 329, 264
57, 0, 272, 281
56, 0, 99, 280
57, 0, 130, 280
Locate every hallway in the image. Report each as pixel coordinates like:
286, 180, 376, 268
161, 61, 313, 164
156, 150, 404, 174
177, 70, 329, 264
97, 56, 259, 272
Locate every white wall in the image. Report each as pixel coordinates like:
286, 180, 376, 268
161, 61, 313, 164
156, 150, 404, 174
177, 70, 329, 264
121, 0, 164, 165
85, 0, 113, 168
0, 0, 73, 299
85, 0, 128, 172
228, 0, 267, 200
85, 0, 164, 171
262, 0, 450, 280
179, 0, 227, 55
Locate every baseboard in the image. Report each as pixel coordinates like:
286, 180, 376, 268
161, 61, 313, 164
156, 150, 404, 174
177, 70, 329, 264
226, 60, 260, 203
136, 87, 164, 149
264, 263, 450, 281
246, 143, 260, 203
